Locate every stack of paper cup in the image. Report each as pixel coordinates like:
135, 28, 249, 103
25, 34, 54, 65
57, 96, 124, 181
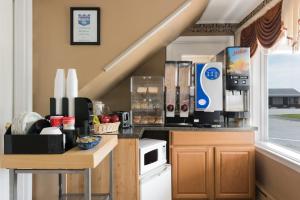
66, 69, 78, 116
54, 69, 65, 115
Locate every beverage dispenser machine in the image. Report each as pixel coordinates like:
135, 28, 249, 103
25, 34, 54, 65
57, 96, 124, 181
165, 61, 192, 126
193, 62, 223, 127
217, 47, 251, 127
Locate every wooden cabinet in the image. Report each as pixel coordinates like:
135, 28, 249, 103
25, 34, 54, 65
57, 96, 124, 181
171, 131, 255, 200
66, 139, 140, 200
215, 146, 255, 200
64, 131, 255, 200
172, 146, 214, 199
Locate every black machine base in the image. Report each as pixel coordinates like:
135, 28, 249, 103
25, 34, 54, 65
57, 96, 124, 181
224, 111, 250, 119
193, 111, 222, 127
165, 116, 193, 127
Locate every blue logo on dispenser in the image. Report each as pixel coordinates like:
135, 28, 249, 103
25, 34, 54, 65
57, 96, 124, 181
205, 67, 220, 80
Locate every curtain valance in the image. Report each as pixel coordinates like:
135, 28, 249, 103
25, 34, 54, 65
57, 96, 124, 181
241, 1, 283, 56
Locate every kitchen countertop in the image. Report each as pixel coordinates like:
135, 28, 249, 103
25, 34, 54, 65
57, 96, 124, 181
117, 126, 258, 139
0, 135, 118, 169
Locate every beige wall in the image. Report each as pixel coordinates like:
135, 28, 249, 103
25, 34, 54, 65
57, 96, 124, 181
101, 48, 166, 111
32, 1, 186, 199
33, 0, 186, 115
256, 151, 300, 200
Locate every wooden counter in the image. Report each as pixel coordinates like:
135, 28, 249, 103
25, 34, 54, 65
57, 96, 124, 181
0, 135, 118, 200
0, 135, 118, 169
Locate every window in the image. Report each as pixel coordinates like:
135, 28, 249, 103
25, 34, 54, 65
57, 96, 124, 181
268, 53, 300, 153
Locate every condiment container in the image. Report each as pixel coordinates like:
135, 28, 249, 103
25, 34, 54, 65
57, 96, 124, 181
93, 101, 105, 116
63, 116, 75, 130
50, 116, 64, 127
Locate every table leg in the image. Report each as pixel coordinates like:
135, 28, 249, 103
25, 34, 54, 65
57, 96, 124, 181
109, 152, 114, 200
84, 168, 92, 200
61, 173, 66, 196
58, 173, 66, 200
59, 174, 61, 199
9, 169, 17, 200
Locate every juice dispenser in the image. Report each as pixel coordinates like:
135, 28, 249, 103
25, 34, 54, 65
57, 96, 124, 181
217, 47, 250, 127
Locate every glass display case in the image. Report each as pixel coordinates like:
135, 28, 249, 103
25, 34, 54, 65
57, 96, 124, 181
131, 76, 164, 126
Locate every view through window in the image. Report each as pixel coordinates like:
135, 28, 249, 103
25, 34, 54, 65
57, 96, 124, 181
268, 53, 300, 152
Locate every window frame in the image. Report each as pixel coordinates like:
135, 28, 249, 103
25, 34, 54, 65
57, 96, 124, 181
256, 46, 300, 172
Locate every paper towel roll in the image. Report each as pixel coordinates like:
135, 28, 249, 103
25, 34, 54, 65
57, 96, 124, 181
54, 69, 65, 115
66, 69, 78, 116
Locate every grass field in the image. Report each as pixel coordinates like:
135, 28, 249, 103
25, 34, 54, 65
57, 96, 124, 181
279, 114, 300, 119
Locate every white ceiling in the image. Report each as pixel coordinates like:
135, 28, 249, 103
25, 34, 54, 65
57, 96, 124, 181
197, 0, 264, 24
167, 36, 235, 60
171, 36, 234, 44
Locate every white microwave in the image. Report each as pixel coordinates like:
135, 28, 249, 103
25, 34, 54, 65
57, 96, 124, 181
139, 139, 167, 175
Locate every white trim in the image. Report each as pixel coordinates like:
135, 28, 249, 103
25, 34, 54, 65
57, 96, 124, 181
255, 41, 300, 174
255, 43, 300, 175
14, 0, 33, 114
260, 47, 269, 141
256, 142, 300, 174
0, 1, 14, 199
13, 0, 33, 200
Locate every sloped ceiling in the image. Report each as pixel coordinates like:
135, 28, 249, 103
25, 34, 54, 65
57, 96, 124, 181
197, 0, 264, 23
79, 0, 208, 99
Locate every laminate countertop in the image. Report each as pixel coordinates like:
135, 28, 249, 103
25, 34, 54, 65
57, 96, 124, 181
117, 126, 258, 139
0, 135, 118, 169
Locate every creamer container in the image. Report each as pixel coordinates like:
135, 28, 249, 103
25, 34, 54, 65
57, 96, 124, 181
63, 117, 75, 130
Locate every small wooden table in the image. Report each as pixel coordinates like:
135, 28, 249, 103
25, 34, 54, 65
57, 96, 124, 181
0, 135, 118, 200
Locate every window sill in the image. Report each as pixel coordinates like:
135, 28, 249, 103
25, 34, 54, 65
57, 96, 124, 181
255, 141, 300, 173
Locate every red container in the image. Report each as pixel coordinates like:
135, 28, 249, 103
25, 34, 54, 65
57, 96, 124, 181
50, 116, 63, 127
63, 116, 75, 130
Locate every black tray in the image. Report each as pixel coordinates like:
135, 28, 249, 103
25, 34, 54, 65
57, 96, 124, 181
4, 127, 65, 154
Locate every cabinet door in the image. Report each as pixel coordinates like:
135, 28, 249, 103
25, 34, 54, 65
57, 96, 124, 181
172, 146, 214, 199
215, 146, 255, 199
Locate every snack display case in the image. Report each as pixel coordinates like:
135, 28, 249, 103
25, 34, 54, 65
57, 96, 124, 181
131, 76, 164, 126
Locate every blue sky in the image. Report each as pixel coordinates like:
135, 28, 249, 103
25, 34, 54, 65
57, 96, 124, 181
268, 54, 300, 91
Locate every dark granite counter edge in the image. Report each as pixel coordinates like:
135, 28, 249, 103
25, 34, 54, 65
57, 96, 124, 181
118, 126, 258, 139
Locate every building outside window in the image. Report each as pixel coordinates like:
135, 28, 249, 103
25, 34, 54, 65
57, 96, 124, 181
269, 88, 300, 108
268, 53, 300, 153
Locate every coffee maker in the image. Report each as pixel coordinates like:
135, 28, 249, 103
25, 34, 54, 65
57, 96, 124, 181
193, 62, 223, 127
217, 47, 250, 127
165, 61, 193, 126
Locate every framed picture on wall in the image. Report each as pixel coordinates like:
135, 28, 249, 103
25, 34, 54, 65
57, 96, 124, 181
70, 7, 100, 45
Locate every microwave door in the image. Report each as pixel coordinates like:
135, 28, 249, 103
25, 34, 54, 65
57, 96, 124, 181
140, 148, 159, 175
144, 149, 158, 165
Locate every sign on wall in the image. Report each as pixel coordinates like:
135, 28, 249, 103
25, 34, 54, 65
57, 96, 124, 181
70, 7, 100, 45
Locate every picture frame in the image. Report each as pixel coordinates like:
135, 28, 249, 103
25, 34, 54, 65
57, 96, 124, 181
70, 7, 100, 45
